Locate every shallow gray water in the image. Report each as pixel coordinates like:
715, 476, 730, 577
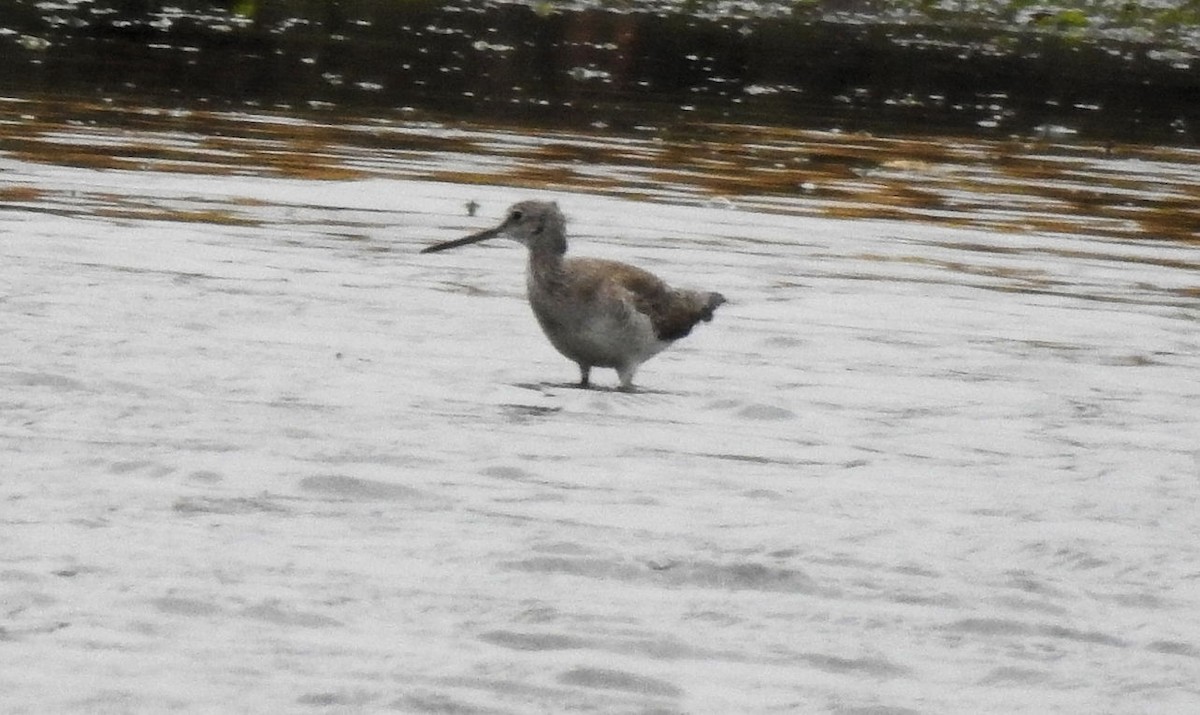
1, 104, 1199, 713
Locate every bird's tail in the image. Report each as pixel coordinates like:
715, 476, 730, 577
699, 292, 726, 322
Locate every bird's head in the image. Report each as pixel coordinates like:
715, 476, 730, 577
421, 200, 567, 255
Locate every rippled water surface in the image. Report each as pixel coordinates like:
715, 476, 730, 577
2, 99, 1199, 713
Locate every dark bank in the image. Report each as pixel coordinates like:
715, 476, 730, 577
2, 0, 1198, 145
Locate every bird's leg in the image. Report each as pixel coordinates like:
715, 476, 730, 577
577, 364, 591, 389
616, 365, 637, 392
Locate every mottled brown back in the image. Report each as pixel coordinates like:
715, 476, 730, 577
569, 258, 725, 342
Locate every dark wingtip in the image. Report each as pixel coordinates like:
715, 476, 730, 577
700, 292, 726, 321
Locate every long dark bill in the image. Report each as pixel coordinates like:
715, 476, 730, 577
420, 226, 503, 254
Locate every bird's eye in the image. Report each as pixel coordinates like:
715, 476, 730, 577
510, 210, 523, 222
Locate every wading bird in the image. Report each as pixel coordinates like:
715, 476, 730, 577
421, 201, 725, 391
